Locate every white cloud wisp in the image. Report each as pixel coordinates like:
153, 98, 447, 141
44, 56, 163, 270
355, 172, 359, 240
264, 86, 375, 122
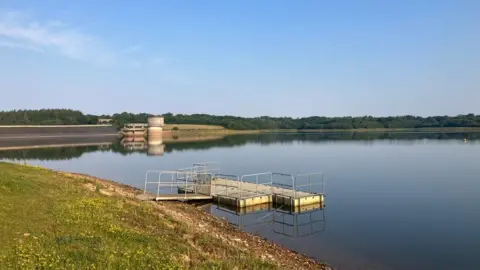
0, 10, 117, 66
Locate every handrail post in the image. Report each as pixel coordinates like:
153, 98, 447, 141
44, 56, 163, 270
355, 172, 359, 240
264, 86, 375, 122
292, 175, 295, 199
236, 175, 239, 197
309, 174, 311, 193
157, 172, 163, 197
270, 173, 273, 194
210, 173, 213, 196
322, 173, 325, 194
238, 176, 243, 199
225, 177, 228, 197
239, 176, 243, 199
144, 171, 148, 194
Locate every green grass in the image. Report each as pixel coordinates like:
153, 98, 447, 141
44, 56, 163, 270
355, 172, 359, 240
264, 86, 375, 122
0, 162, 275, 269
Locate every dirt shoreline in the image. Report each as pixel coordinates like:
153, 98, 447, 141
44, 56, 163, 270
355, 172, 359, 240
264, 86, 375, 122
47, 168, 332, 270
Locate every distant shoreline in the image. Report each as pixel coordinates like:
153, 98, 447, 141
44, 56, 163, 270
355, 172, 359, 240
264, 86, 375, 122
1, 124, 479, 138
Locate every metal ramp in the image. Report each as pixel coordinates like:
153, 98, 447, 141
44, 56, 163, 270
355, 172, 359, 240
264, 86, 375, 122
140, 162, 326, 209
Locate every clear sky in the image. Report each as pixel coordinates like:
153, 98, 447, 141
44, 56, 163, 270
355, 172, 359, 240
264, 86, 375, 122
0, 0, 478, 117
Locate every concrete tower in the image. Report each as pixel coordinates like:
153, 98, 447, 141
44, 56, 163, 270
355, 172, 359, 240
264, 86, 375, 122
147, 116, 165, 155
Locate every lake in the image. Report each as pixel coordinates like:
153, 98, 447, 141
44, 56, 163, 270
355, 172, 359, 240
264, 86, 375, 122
1, 132, 480, 270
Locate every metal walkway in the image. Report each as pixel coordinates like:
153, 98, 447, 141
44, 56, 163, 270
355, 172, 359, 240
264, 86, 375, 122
140, 162, 325, 208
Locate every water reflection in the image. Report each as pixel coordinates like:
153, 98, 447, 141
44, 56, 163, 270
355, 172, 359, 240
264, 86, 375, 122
120, 137, 165, 156
210, 202, 326, 238
273, 208, 326, 238
1, 131, 480, 270
0, 132, 478, 161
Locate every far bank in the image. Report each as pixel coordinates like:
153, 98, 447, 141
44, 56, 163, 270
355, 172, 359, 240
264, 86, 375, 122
1, 124, 479, 139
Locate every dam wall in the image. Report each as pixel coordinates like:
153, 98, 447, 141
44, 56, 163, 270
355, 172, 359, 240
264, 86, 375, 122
0, 125, 119, 150
0, 125, 119, 138
0, 136, 117, 150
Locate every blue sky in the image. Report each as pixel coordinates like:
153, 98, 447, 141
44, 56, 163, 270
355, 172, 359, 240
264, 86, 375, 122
0, 1, 478, 117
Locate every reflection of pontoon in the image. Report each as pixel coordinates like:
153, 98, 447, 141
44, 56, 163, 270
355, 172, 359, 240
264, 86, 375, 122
273, 205, 326, 237
213, 202, 326, 238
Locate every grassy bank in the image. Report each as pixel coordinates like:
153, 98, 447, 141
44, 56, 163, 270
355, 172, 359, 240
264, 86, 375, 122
0, 162, 328, 269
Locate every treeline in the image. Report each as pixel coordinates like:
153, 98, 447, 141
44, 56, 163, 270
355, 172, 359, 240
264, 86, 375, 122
163, 113, 480, 130
0, 109, 99, 125
111, 112, 480, 130
1, 109, 480, 130
163, 132, 480, 152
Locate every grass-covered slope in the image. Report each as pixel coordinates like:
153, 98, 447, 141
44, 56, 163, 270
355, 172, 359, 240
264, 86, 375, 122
0, 162, 328, 270
0, 163, 273, 269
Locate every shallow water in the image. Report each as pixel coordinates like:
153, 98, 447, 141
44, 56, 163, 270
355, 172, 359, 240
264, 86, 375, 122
2, 132, 480, 270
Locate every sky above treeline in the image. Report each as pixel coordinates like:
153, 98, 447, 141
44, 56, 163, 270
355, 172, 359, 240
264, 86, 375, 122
0, 1, 478, 117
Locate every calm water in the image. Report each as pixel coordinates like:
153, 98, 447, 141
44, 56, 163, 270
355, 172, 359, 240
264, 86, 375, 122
2, 132, 480, 270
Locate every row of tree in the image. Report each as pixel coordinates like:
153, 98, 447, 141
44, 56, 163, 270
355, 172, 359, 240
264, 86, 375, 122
0, 109, 99, 125
1, 109, 480, 130
108, 112, 480, 130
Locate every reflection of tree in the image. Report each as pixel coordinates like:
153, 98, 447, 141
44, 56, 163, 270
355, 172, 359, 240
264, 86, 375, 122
0, 132, 477, 160
162, 132, 479, 153
0, 146, 108, 161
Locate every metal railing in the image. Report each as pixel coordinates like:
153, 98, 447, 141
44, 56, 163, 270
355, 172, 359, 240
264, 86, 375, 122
179, 172, 213, 196
176, 165, 219, 181
144, 169, 213, 198
240, 172, 273, 199
272, 172, 296, 197
193, 161, 219, 174
271, 172, 325, 199
295, 173, 324, 195
144, 170, 167, 196
143, 163, 325, 203
213, 174, 240, 198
